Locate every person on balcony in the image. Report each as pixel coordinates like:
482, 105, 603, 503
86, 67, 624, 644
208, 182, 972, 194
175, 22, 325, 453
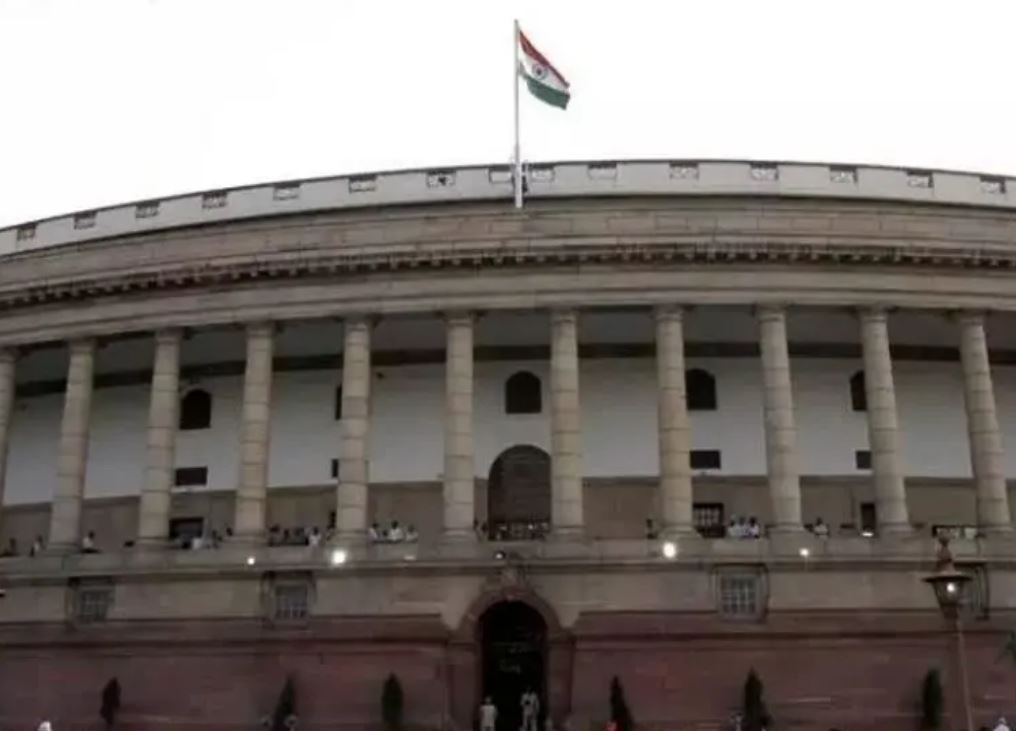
387, 520, 405, 543
368, 522, 381, 542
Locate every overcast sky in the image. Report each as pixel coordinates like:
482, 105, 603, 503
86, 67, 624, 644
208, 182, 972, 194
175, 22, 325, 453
1, 0, 1014, 228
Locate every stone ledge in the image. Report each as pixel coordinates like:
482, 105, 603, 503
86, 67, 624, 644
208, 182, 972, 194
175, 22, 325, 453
0, 535, 995, 585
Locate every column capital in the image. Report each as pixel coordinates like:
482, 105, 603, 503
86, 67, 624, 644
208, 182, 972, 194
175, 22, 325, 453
245, 321, 275, 338
653, 304, 685, 322
0, 347, 18, 364
154, 328, 183, 345
857, 306, 892, 323
550, 307, 579, 326
754, 303, 787, 321
343, 313, 380, 330
954, 309, 988, 327
444, 310, 475, 327
68, 337, 96, 355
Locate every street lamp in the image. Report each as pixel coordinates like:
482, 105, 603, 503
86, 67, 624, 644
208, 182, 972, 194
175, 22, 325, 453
923, 536, 973, 731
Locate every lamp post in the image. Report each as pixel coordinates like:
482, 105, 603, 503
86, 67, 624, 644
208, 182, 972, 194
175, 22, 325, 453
923, 536, 974, 731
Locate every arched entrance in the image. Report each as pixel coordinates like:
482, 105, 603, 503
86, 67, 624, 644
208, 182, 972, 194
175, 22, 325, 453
448, 585, 572, 731
480, 601, 547, 731
488, 445, 551, 540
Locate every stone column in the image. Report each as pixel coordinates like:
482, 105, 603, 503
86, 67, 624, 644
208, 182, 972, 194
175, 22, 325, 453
0, 349, 17, 514
957, 312, 1012, 532
335, 316, 372, 543
655, 306, 694, 535
444, 312, 475, 540
137, 329, 181, 546
48, 338, 96, 551
232, 322, 274, 542
550, 308, 583, 537
757, 306, 802, 531
859, 308, 911, 532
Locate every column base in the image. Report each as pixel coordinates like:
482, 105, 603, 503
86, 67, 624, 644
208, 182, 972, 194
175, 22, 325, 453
979, 523, 1014, 536
767, 523, 806, 535
549, 526, 584, 542
660, 525, 702, 540
878, 522, 915, 536
442, 528, 477, 543
42, 542, 78, 556
331, 531, 368, 548
228, 531, 265, 547
133, 537, 173, 551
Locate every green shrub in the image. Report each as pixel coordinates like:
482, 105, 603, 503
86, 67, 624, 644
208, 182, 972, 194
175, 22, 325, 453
100, 677, 121, 729
382, 674, 404, 731
271, 676, 296, 731
920, 669, 944, 730
742, 669, 771, 731
610, 676, 634, 731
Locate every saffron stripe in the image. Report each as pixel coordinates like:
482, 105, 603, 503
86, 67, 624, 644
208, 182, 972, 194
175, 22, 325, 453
519, 30, 570, 87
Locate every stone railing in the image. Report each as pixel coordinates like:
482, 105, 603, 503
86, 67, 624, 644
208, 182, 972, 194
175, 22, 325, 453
2, 159, 1015, 257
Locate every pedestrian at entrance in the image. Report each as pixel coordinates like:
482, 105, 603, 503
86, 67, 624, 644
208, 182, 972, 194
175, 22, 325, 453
480, 697, 498, 731
521, 688, 540, 731
994, 717, 1011, 731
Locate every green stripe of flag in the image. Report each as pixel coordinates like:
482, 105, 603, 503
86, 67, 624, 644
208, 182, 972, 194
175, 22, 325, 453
522, 72, 570, 110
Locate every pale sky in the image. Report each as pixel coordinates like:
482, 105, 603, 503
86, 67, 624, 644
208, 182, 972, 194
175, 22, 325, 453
1, 0, 1015, 228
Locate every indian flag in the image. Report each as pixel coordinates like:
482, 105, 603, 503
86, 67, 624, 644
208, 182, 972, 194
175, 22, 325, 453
518, 29, 571, 110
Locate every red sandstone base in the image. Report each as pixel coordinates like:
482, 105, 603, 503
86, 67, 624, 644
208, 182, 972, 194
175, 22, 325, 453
0, 610, 1013, 731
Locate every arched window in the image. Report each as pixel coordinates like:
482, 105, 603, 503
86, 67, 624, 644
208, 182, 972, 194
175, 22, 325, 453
686, 369, 717, 411
850, 371, 867, 411
179, 389, 212, 431
505, 371, 542, 414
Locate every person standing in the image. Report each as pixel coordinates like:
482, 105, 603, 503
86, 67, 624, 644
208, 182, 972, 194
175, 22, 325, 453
521, 689, 540, 731
480, 697, 498, 731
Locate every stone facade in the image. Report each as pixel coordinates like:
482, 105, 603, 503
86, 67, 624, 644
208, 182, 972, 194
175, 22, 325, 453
1, 163, 1016, 730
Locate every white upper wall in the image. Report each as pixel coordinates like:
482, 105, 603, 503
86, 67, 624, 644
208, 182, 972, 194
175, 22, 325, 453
0, 354, 994, 505
7, 307, 1016, 505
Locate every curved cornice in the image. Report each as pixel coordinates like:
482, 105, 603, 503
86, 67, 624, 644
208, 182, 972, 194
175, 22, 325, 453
1, 197, 1016, 344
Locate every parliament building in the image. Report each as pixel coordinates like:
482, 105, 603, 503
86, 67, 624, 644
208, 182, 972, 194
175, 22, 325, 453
0, 160, 1015, 731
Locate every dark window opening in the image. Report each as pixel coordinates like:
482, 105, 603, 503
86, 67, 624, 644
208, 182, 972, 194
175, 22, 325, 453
330, 458, 339, 479
179, 389, 212, 430
168, 517, 204, 542
860, 502, 877, 534
174, 467, 208, 487
505, 371, 542, 414
686, 369, 717, 411
274, 584, 310, 621
855, 450, 872, 470
690, 449, 722, 470
75, 587, 112, 623
334, 386, 343, 420
718, 573, 762, 618
850, 371, 867, 411
694, 502, 725, 538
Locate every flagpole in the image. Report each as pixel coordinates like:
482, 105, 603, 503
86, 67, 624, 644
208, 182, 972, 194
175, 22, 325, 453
513, 19, 523, 209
